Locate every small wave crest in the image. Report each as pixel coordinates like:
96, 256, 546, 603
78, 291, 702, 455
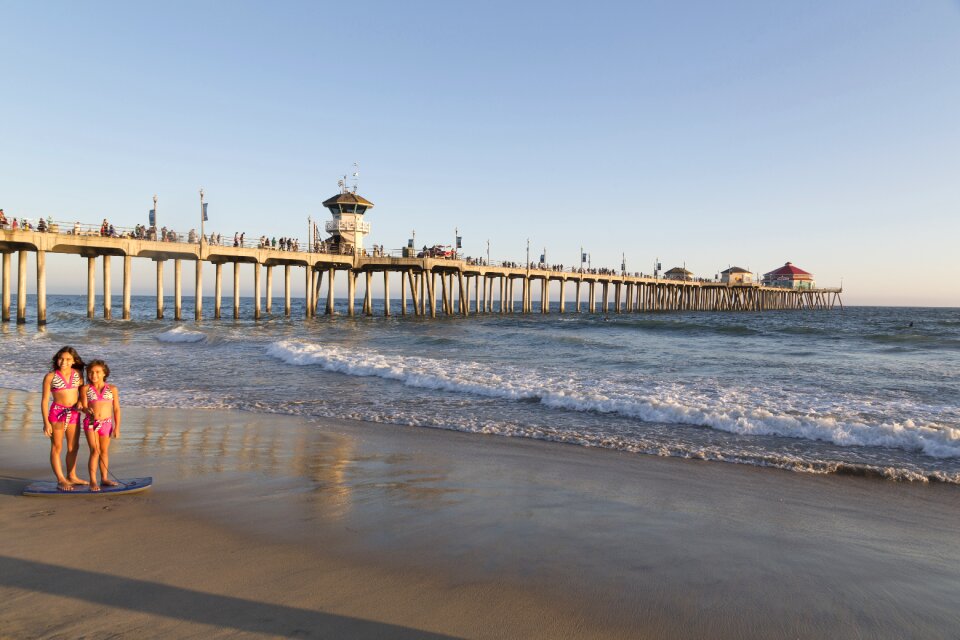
156, 327, 206, 343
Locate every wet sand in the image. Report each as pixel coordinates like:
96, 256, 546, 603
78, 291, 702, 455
1, 388, 958, 639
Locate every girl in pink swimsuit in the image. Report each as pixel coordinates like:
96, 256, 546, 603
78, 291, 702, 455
80, 359, 122, 491
41, 346, 88, 491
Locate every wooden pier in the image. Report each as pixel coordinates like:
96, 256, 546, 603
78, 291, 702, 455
0, 228, 842, 325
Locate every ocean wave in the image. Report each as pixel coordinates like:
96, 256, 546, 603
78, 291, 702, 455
865, 333, 960, 350
156, 327, 206, 343
266, 340, 960, 460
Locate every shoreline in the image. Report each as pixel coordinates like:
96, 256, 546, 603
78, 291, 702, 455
2, 388, 959, 638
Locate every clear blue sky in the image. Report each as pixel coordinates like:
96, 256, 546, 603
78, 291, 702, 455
2, 1, 958, 305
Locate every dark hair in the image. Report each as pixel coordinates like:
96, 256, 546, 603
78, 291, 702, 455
85, 360, 111, 381
51, 346, 84, 372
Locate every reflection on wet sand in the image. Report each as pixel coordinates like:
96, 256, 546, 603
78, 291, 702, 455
0, 389, 36, 446
1, 388, 460, 523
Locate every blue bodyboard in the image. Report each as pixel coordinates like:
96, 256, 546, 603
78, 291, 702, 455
22, 476, 153, 497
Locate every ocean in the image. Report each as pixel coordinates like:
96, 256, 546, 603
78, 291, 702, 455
3, 296, 958, 483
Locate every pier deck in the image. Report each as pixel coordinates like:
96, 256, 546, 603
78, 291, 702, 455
0, 228, 842, 324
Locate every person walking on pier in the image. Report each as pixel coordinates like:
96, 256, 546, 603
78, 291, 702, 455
41, 346, 88, 491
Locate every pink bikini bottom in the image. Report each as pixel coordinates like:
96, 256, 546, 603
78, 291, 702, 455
48, 403, 79, 426
83, 417, 114, 437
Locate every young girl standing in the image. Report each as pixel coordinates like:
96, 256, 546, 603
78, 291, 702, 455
80, 360, 122, 491
41, 346, 87, 491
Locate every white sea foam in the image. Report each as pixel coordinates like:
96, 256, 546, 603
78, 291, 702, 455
266, 340, 960, 460
156, 327, 206, 343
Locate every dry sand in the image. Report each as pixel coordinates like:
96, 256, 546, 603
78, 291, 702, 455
1, 388, 958, 639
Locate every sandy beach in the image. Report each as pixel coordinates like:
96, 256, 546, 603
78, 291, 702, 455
1, 387, 958, 639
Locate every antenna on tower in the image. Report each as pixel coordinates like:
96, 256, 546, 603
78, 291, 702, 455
351, 162, 360, 193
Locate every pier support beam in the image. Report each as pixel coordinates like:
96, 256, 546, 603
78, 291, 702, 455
559, 280, 566, 313
87, 257, 96, 318
265, 265, 273, 315
416, 273, 423, 316
439, 272, 449, 315
400, 270, 407, 316
254, 262, 261, 320
1, 252, 9, 322
36, 250, 46, 326
314, 269, 323, 315
123, 256, 132, 320
347, 270, 356, 316
384, 271, 391, 317
304, 266, 311, 319
156, 260, 164, 319
284, 265, 291, 316
364, 271, 373, 316
407, 270, 419, 316
195, 259, 203, 321
173, 259, 181, 321
214, 263, 222, 319
326, 268, 335, 315
17, 251, 26, 324
233, 262, 240, 319
428, 272, 437, 318
103, 256, 112, 320
601, 282, 608, 315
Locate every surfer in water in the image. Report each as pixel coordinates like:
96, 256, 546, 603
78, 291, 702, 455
80, 360, 122, 492
41, 346, 88, 491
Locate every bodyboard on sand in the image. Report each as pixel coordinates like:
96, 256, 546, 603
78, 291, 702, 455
22, 477, 153, 497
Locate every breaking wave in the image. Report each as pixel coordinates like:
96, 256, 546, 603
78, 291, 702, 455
266, 340, 960, 460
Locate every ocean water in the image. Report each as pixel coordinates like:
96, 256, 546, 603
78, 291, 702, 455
3, 295, 958, 483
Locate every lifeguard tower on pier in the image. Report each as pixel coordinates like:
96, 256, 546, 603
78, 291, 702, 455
322, 175, 373, 255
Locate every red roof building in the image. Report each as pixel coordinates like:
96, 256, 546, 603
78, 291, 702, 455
762, 262, 815, 289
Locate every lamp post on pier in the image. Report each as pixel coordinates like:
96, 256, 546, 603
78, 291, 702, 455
199, 189, 206, 250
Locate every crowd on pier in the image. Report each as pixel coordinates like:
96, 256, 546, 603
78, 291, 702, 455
1, 209, 648, 276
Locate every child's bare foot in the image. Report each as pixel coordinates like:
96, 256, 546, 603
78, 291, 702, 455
68, 475, 89, 485
57, 480, 74, 492
89, 484, 101, 492
102, 479, 119, 487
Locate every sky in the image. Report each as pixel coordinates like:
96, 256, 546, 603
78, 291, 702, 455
1, 0, 958, 306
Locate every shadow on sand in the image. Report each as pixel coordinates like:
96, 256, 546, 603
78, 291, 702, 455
0, 555, 460, 639
0, 476, 34, 497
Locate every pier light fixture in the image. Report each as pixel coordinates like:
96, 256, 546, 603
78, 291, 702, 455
149, 194, 158, 230
199, 188, 206, 247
